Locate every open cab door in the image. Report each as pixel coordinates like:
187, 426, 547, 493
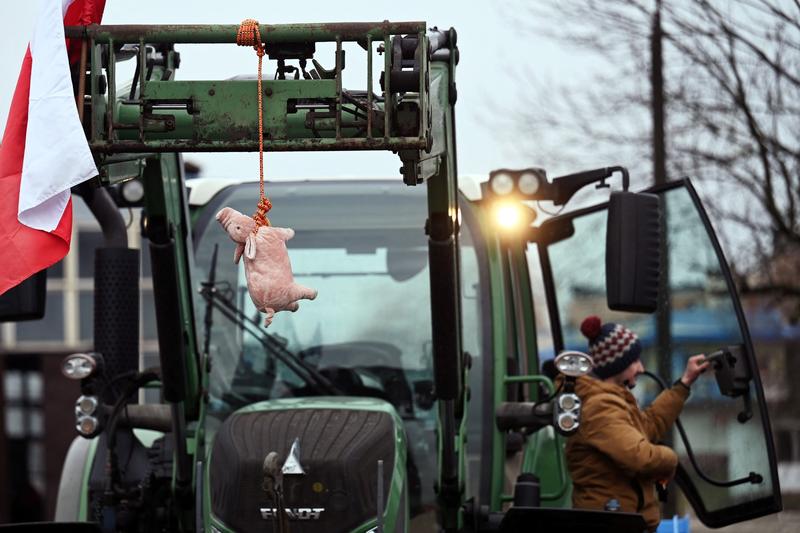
533, 178, 782, 528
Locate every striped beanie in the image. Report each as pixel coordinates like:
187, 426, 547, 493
580, 315, 641, 379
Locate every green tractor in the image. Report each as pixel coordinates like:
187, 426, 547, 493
1, 21, 782, 533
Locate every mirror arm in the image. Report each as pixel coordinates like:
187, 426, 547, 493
738, 388, 753, 423
550, 166, 630, 206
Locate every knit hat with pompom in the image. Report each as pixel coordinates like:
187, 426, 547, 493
580, 315, 641, 379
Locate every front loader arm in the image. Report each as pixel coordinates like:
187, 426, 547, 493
422, 38, 466, 532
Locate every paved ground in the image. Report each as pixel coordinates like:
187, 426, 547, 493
690, 511, 800, 532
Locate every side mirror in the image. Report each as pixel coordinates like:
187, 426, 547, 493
0, 270, 47, 322
705, 345, 754, 423
606, 191, 662, 313
706, 346, 751, 397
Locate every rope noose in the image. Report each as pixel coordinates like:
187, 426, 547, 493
237, 19, 272, 230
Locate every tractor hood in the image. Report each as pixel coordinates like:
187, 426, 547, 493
205, 397, 407, 533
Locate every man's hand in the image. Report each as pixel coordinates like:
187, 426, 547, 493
681, 354, 711, 387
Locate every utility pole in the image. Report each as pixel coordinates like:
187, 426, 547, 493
652, 0, 666, 189
652, 0, 677, 518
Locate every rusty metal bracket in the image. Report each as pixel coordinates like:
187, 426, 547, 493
68, 22, 431, 156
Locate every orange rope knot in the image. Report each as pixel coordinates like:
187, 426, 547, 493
236, 19, 265, 55
252, 196, 272, 229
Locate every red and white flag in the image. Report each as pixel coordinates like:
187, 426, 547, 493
0, 0, 106, 295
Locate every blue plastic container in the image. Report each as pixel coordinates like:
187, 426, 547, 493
656, 515, 691, 533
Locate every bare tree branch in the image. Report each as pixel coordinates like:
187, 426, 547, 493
506, 0, 800, 313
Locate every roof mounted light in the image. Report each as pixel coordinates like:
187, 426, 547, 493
518, 170, 544, 196
488, 168, 549, 199
62, 352, 102, 380
554, 350, 594, 377
489, 172, 515, 196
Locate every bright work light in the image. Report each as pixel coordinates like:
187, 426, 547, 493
492, 201, 537, 234
494, 203, 522, 229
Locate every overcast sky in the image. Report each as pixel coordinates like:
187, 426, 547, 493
1, 0, 601, 183
0, 2, 776, 324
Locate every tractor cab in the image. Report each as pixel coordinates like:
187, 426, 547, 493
484, 169, 783, 530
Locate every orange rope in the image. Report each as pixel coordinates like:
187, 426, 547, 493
237, 19, 271, 229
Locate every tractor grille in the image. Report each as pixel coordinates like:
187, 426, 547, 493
210, 407, 396, 533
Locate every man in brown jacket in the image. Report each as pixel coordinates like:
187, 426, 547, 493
565, 315, 709, 532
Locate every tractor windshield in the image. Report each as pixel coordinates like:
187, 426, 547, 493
193, 179, 488, 521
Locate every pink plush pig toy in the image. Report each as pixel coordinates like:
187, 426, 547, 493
216, 207, 317, 326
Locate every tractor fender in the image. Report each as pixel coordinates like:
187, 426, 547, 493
55, 436, 95, 521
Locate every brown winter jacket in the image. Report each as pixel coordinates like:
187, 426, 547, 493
564, 376, 690, 531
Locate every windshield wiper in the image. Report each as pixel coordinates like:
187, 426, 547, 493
198, 281, 342, 396
200, 244, 219, 359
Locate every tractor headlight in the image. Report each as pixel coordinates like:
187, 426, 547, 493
76, 395, 99, 416
554, 392, 582, 436
62, 353, 101, 380
76, 415, 99, 437
558, 393, 580, 411
74, 394, 102, 437
557, 412, 578, 432
554, 351, 594, 377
